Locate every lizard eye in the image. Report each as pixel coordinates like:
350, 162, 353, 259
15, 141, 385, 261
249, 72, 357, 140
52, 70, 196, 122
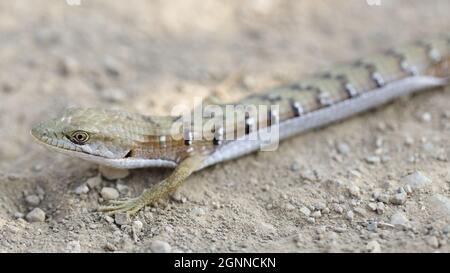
68, 130, 90, 145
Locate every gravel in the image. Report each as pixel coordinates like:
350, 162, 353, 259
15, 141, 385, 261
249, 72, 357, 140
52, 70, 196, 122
101, 187, 119, 200
26, 208, 46, 223
150, 240, 172, 253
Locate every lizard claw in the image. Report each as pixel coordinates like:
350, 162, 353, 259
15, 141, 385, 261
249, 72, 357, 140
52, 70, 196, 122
98, 197, 144, 216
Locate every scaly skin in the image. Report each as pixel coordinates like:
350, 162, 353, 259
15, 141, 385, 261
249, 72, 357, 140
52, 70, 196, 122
31, 36, 450, 216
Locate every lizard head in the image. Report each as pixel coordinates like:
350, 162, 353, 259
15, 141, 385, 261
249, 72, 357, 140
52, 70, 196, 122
31, 108, 182, 168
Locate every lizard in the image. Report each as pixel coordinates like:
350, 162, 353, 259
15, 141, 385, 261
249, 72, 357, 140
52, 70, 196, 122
31, 35, 450, 215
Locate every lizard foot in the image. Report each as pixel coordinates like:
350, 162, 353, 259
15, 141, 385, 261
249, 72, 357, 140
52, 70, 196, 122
98, 189, 157, 216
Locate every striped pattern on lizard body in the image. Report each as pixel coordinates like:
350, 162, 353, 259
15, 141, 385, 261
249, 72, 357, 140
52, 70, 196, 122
31, 35, 450, 215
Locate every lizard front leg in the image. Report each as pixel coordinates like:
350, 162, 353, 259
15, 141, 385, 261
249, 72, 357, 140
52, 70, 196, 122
98, 155, 205, 216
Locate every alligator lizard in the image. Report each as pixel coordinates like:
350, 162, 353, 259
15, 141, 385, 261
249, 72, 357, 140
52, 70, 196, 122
31, 36, 450, 215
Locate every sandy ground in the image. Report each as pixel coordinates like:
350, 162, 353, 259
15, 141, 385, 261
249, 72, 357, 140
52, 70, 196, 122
1, 0, 450, 253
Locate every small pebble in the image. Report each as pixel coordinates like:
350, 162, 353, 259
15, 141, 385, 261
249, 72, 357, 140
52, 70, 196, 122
285, 203, 295, 211
426, 236, 439, 248
75, 184, 89, 195
311, 210, 322, 218
104, 215, 115, 224
421, 112, 432, 123
376, 202, 385, 214
336, 142, 350, 155
100, 88, 126, 103
116, 183, 129, 195
345, 210, 354, 221
192, 207, 206, 216
86, 175, 102, 188
289, 162, 300, 172
365, 156, 381, 164
428, 194, 450, 217
401, 171, 431, 189
14, 212, 24, 219
367, 221, 378, 232
99, 165, 130, 180
334, 205, 344, 214
25, 195, 41, 206
133, 220, 143, 232
390, 211, 409, 227
150, 240, 172, 253
26, 208, 46, 223
114, 213, 130, 226
101, 187, 119, 200
300, 206, 311, 217
367, 202, 378, 211
58, 56, 79, 76
366, 240, 381, 253
390, 192, 407, 205
348, 185, 361, 198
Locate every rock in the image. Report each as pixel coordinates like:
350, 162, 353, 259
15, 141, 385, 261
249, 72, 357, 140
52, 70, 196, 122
58, 56, 79, 76
86, 175, 102, 188
365, 156, 381, 164
74, 184, 89, 195
367, 202, 377, 211
66, 240, 81, 253
300, 206, 311, 217
25, 195, 41, 206
311, 210, 322, 218
26, 208, 46, 223
376, 193, 390, 204
348, 185, 361, 198
390, 192, 407, 205
367, 221, 378, 232
132, 220, 143, 232
116, 183, 129, 195
421, 112, 432, 123
426, 236, 439, 248
376, 202, 385, 214
14, 212, 24, 219
401, 171, 431, 189
150, 240, 172, 253
104, 215, 115, 224
390, 211, 409, 227
336, 142, 350, 155
191, 207, 207, 216
101, 187, 119, 200
114, 213, 130, 226
285, 203, 295, 211
289, 162, 300, 172
366, 240, 381, 253
100, 88, 126, 103
345, 210, 354, 221
99, 165, 130, 180
333, 205, 344, 214
428, 194, 450, 218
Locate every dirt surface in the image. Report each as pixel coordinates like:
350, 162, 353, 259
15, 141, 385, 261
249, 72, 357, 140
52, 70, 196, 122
1, 0, 450, 253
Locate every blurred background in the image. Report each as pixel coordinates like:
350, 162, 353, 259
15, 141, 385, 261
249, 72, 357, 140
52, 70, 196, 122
1, 0, 449, 169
